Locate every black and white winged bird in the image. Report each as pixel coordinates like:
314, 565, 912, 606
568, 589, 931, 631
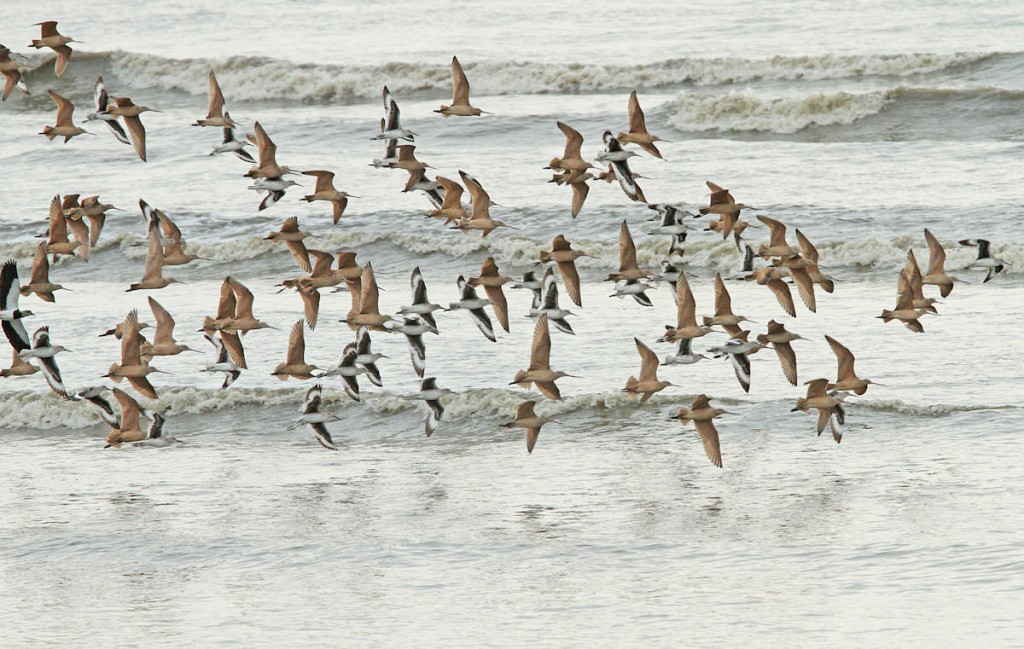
319, 343, 365, 402
71, 386, 121, 428
959, 238, 1008, 283
598, 131, 646, 203
386, 316, 437, 378
84, 76, 131, 145
209, 112, 256, 163
1, 259, 34, 353
447, 275, 496, 342
353, 326, 385, 387
408, 377, 453, 437
528, 267, 575, 335
201, 333, 242, 389
19, 326, 71, 398
288, 384, 340, 450
708, 333, 765, 394
397, 266, 442, 330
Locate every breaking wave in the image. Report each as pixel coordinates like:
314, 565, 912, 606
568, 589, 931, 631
19, 50, 1003, 103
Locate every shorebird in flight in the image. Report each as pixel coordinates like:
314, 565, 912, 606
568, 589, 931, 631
0, 44, 30, 101
301, 170, 357, 224
104, 309, 165, 399
30, 21, 80, 77
398, 266, 443, 330
273, 320, 319, 381
708, 331, 764, 394
319, 343, 365, 401
410, 377, 454, 437
448, 275, 496, 342
607, 220, 650, 283
288, 384, 340, 450
127, 218, 182, 291
468, 257, 511, 333
511, 315, 576, 400
40, 90, 89, 142
373, 85, 416, 141
598, 132, 645, 202
824, 335, 878, 395
792, 378, 844, 443
878, 267, 930, 333
201, 333, 242, 389
353, 326, 385, 387
107, 96, 158, 161
140, 297, 196, 360
502, 400, 559, 454
703, 273, 754, 336
617, 90, 668, 159
265, 216, 312, 272
530, 268, 576, 335
209, 112, 255, 162
2, 260, 34, 350
84, 77, 130, 145
624, 338, 674, 403
756, 320, 802, 386
71, 386, 119, 428
658, 272, 717, 344
435, 56, 488, 117
960, 238, 1008, 283
672, 394, 729, 468
452, 171, 512, 236
340, 263, 394, 332
194, 70, 236, 128
428, 176, 468, 224
539, 235, 586, 307
20, 242, 68, 303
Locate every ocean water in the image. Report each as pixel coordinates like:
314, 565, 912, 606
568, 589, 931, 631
2, 1, 1023, 646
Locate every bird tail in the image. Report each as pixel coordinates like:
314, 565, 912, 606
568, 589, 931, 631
107, 364, 124, 383
40, 126, 56, 140
539, 251, 552, 263
625, 376, 639, 391
879, 309, 894, 323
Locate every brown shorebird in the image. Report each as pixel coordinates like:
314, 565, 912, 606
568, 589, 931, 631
435, 56, 488, 117
539, 234, 587, 307
428, 176, 468, 224
194, 70, 235, 127
75, 195, 119, 247
40, 90, 88, 142
878, 266, 930, 333
658, 271, 716, 343
44, 196, 83, 261
792, 378, 843, 443
756, 215, 800, 259
30, 22, 80, 77
220, 277, 275, 334
301, 170, 357, 224
468, 257, 510, 333
546, 121, 596, 179
756, 320, 802, 386
265, 216, 312, 272
20, 242, 68, 302
617, 90, 668, 159
272, 320, 319, 380
624, 337, 675, 403
453, 171, 512, 236
774, 255, 817, 313
107, 97, 158, 161
703, 272, 754, 336
824, 335, 878, 395
922, 228, 955, 298
201, 280, 247, 368
245, 121, 296, 180
104, 389, 147, 448
511, 315, 576, 400
673, 394, 729, 468
699, 187, 755, 241
501, 400, 559, 454
794, 229, 835, 293
607, 220, 649, 282
104, 310, 165, 399
341, 263, 394, 331
128, 218, 182, 291
0, 44, 30, 101
140, 297, 196, 360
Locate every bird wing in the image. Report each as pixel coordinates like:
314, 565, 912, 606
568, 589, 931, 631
529, 315, 551, 370
50, 90, 75, 128
220, 331, 247, 369
765, 278, 796, 317
358, 263, 380, 315
635, 338, 659, 382
299, 287, 320, 330
773, 341, 798, 386
484, 285, 509, 333
285, 240, 311, 273
227, 277, 256, 320
450, 56, 471, 106
303, 169, 334, 193
824, 335, 856, 383
207, 70, 226, 118
758, 215, 787, 248
252, 121, 277, 168
924, 228, 946, 276
557, 121, 584, 159
140, 222, 165, 281
676, 272, 697, 328
713, 272, 733, 316
122, 114, 148, 161
693, 419, 723, 468
626, 90, 647, 133
120, 310, 143, 366
618, 220, 639, 272
286, 320, 305, 366
555, 260, 582, 308
148, 297, 176, 344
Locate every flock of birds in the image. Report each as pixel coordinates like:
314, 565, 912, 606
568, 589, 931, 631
0, 22, 1013, 464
